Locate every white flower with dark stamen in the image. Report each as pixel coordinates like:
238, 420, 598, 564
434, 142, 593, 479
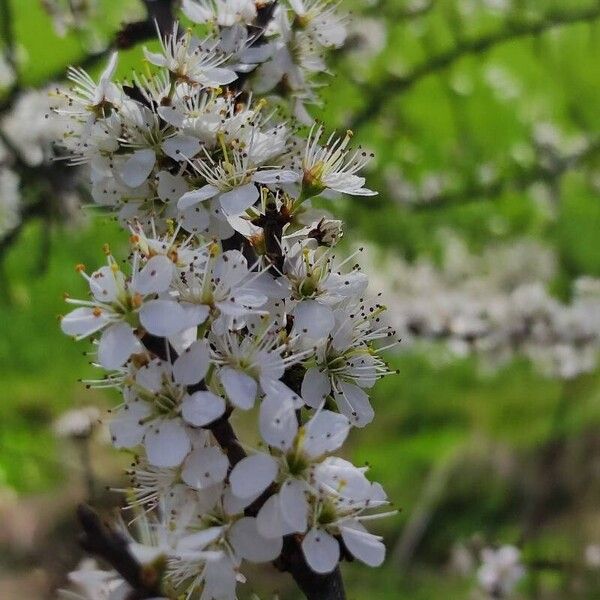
283, 242, 368, 339
211, 324, 305, 410
178, 137, 298, 217
301, 303, 395, 427
149, 245, 273, 337
231, 404, 350, 538
110, 344, 212, 467
59, 52, 121, 120
289, 0, 348, 48
301, 124, 376, 198
144, 23, 237, 88
302, 457, 391, 573
60, 248, 180, 369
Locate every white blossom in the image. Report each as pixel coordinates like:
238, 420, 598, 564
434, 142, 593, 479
477, 545, 526, 598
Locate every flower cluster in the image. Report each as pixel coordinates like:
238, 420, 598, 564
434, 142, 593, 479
0, 85, 82, 242
365, 232, 600, 379
57, 3, 395, 597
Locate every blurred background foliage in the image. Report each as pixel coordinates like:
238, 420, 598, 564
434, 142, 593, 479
1, 0, 600, 598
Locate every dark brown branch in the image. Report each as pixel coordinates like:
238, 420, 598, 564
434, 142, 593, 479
351, 3, 600, 129
77, 504, 163, 599
116, 0, 176, 49
276, 538, 346, 600
209, 415, 247, 468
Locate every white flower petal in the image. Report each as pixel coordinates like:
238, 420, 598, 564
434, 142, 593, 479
340, 521, 385, 567
301, 528, 340, 574
156, 170, 188, 202
181, 302, 210, 328
181, 446, 229, 490
314, 457, 372, 502
334, 382, 374, 428
119, 149, 156, 188
304, 410, 350, 458
182, 391, 226, 427
144, 420, 191, 467
213, 250, 248, 287
181, 0, 212, 22
253, 169, 299, 184
178, 185, 219, 210
229, 517, 282, 563
177, 527, 224, 552
229, 453, 277, 499
256, 494, 284, 539
135, 359, 164, 393
301, 367, 331, 409
139, 300, 196, 337
109, 401, 150, 448
98, 323, 140, 369
173, 339, 210, 385
202, 67, 238, 86
162, 135, 202, 161
143, 48, 167, 67
293, 300, 334, 339
157, 105, 185, 127
134, 255, 174, 295
89, 266, 124, 302
279, 479, 308, 534
220, 367, 257, 410
259, 394, 297, 451
60, 307, 109, 337
179, 203, 211, 233
219, 183, 259, 215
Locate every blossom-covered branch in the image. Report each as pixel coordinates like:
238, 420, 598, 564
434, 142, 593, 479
365, 233, 600, 379
55, 2, 396, 599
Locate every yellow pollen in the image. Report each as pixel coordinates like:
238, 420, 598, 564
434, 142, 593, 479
102, 243, 111, 255
129, 234, 140, 245
92, 307, 103, 318
132, 293, 143, 308
75, 263, 86, 272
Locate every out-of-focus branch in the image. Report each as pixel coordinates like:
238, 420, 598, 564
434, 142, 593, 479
351, 3, 600, 129
398, 135, 600, 210
116, 0, 175, 49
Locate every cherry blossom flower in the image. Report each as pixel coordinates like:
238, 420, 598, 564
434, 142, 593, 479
477, 545, 526, 598
144, 23, 237, 88
301, 124, 376, 199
